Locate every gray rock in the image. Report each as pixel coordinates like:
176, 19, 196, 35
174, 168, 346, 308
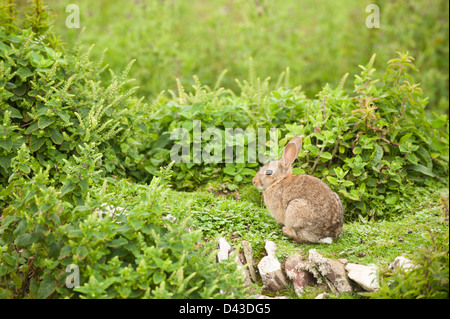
217, 237, 232, 262
217, 237, 253, 287
242, 240, 258, 283
235, 251, 253, 287
338, 258, 348, 265
390, 256, 417, 272
305, 249, 352, 294
346, 263, 379, 292
257, 241, 287, 293
284, 255, 316, 297
314, 292, 329, 299
248, 294, 289, 299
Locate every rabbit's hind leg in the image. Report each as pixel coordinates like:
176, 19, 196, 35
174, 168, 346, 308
283, 199, 315, 243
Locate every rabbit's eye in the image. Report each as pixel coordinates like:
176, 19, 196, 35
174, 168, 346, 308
265, 170, 273, 175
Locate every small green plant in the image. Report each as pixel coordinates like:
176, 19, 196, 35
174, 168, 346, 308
366, 226, 449, 299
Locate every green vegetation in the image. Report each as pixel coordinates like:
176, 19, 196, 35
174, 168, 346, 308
142, 51, 448, 222
0, 0, 448, 299
49, 0, 449, 115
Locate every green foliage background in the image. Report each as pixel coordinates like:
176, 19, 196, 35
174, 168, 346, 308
49, 0, 449, 114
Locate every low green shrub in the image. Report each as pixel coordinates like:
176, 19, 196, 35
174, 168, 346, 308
0, 1, 149, 207
0, 144, 245, 298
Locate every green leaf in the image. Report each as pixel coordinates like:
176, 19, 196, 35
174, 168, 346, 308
340, 190, 360, 201
76, 245, 89, 259
59, 245, 72, 259
153, 271, 167, 284
429, 113, 447, 129
25, 121, 39, 134
29, 135, 45, 152
369, 144, 384, 168
30, 52, 44, 68
0, 288, 12, 299
130, 219, 143, 230
320, 151, 332, 161
399, 133, 413, 144
11, 273, 23, 290
326, 176, 338, 185
6, 106, 22, 119
0, 156, 12, 171
405, 164, 436, 177
304, 144, 320, 155
12, 83, 27, 96
406, 153, 419, 165
107, 238, 128, 247
37, 107, 50, 117
74, 206, 90, 212
0, 139, 13, 152
13, 219, 28, 236
56, 111, 71, 124
79, 179, 88, 195
342, 180, 354, 187
223, 166, 236, 175
241, 168, 256, 176
60, 182, 76, 197
50, 128, 64, 144
50, 212, 60, 226
352, 146, 362, 155
38, 116, 54, 129
18, 163, 31, 174
16, 66, 33, 79
15, 233, 35, 247
38, 276, 57, 299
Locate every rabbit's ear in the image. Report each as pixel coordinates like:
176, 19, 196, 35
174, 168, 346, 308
281, 136, 302, 167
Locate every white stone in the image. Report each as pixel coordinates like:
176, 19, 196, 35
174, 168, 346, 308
346, 263, 379, 292
257, 241, 287, 293
248, 294, 289, 299
217, 237, 232, 262
390, 256, 417, 272
315, 293, 329, 299
264, 240, 277, 256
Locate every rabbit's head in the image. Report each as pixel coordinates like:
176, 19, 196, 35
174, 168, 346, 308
252, 136, 302, 190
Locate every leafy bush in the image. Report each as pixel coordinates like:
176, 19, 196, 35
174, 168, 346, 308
0, 144, 245, 298
0, 1, 149, 205
144, 53, 449, 220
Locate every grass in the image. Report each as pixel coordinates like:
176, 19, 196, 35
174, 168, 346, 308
159, 183, 448, 298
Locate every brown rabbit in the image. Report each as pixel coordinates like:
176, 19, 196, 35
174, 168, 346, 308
252, 136, 343, 244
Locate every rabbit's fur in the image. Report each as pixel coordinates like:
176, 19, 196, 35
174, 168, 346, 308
252, 136, 343, 244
